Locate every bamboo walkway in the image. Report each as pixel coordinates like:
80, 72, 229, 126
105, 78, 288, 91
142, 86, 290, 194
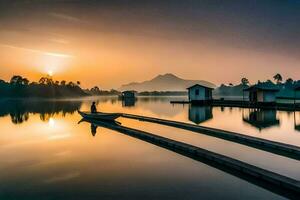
81, 118, 300, 199
170, 100, 300, 111
120, 113, 300, 161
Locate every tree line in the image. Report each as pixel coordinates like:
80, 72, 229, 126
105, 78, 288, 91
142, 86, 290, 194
0, 75, 90, 98
215, 73, 299, 97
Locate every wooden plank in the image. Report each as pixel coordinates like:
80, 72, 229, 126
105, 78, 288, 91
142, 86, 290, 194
121, 113, 300, 160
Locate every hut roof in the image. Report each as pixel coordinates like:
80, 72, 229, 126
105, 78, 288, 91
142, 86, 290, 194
244, 82, 280, 92
187, 84, 214, 90
122, 90, 137, 94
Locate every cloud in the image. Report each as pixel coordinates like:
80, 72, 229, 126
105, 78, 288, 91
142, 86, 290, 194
49, 38, 70, 44
0, 43, 74, 58
49, 12, 87, 24
44, 172, 80, 183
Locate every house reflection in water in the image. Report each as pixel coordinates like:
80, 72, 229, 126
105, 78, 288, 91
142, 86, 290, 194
294, 112, 300, 132
243, 109, 280, 131
188, 105, 213, 125
122, 98, 136, 107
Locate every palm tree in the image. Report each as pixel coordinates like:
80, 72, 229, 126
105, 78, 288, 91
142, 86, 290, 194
273, 73, 283, 84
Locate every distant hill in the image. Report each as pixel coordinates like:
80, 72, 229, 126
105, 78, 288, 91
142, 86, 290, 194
119, 73, 215, 92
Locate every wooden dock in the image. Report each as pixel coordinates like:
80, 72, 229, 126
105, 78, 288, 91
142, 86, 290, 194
81, 119, 300, 198
121, 113, 300, 161
170, 99, 300, 111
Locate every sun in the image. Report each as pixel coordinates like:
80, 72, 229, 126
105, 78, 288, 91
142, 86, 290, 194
47, 70, 53, 76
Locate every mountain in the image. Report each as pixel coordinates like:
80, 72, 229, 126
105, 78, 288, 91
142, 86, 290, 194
119, 73, 215, 92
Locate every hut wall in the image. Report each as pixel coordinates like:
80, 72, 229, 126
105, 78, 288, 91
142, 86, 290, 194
263, 91, 276, 102
189, 87, 206, 101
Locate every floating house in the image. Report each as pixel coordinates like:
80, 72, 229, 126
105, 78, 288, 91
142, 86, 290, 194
294, 85, 300, 98
243, 109, 280, 131
121, 90, 136, 99
244, 82, 280, 104
188, 105, 213, 125
187, 84, 214, 104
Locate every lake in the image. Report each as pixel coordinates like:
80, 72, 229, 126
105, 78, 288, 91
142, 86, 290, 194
0, 96, 299, 200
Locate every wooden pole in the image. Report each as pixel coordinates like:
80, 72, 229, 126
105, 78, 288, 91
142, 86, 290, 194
294, 90, 296, 111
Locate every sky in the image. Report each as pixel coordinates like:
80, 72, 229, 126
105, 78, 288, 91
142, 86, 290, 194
0, 0, 299, 89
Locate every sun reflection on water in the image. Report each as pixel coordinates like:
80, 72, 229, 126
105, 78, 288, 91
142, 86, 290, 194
49, 118, 55, 127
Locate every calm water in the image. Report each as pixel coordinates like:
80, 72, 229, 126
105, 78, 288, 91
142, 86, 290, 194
0, 96, 299, 200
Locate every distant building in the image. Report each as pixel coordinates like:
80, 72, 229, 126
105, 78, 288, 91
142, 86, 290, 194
188, 105, 213, 125
293, 85, 300, 107
187, 84, 214, 103
121, 90, 136, 99
294, 85, 300, 96
243, 109, 280, 131
244, 82, 280, 103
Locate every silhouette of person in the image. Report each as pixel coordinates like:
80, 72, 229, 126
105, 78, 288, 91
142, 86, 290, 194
91, 124, 97, 136
91, 102, 97, 113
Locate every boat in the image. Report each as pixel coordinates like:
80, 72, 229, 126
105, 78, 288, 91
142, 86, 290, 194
78, 111, 121, 121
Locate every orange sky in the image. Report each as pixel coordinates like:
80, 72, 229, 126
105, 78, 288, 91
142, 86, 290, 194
0, 1, 299, 89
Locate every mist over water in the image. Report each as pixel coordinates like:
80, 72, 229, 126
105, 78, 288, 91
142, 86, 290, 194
0, 96, 299, 199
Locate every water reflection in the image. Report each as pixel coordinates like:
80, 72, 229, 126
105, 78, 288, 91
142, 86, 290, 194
294, 112, 300, 132
0, 99, 82, 124
79, 118, 122, 137
79, 118, 297, 199
243, 109, 280, 131
91, 124, 98, 136
0, 97, 299, 145
122, 98, 136, 107
0, 97, 299, 199
188, 105, 213, 125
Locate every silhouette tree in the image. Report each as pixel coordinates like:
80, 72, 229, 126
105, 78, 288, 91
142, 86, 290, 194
60, 80, 66, 86
90, 86, 101, 95
22, 78, 29, 85
10, 75, 24, 85
273, 73, 283, 84
241, 78, 249, 86
285, 78, 294, 88
67, 81, 76, 87
285, 78, 293, 84
39, 77, 53, 85
1, 75, 88, 98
